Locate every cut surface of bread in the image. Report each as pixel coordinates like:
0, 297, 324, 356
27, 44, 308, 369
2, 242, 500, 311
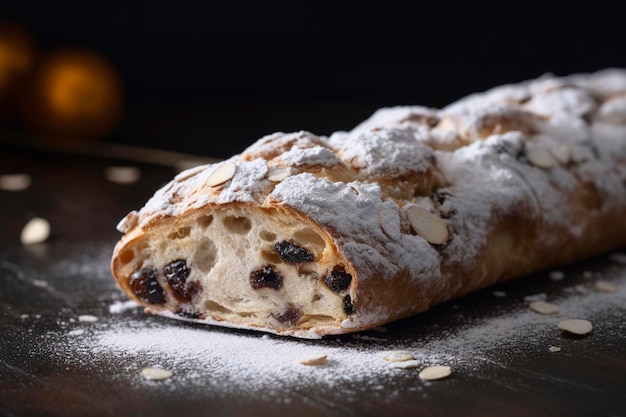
112, 69, 626, 338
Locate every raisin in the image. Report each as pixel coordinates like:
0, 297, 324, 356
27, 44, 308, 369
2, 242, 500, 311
250, 265, 282, 290
343, 295, 355, 315
274, 307, 302, 326
163, 259, 199, 302
274, 241, 314, 264
323, 268, 352, 294
129, 268, 166, 305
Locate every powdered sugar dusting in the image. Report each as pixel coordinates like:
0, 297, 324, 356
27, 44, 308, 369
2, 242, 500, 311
47, 257, 625, 397
112, 69, 626, 337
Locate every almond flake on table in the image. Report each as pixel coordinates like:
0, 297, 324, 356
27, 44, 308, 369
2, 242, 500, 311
20, 217, 50, 245
390, 360, 420, 369
594, 280, 618, 293
382, 350, 415, 362
298, 353, 327, 366
140, 367, 173, 381
78, 315, 99, 323
104, 166, 141, 184
419, 365, 452, 381
529, 300, 560, 315
557, 319, 593, 336
0, 173, 31, 191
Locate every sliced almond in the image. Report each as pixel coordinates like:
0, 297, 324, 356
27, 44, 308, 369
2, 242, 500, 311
0, 173, 31, 191
266, 166, 292, 182
390, 360, 420, 369
20, 217, 51, 245
174, 163, 210, 182
140, 367, 173, 381
405, 205, 449, 244
207, 163, 236, 187
529, 300, 560, 315
594, 280, 618, 293
382, 350, 415, 363
116, 210, 139, 233
298, 353, 327, 366
549, 143, 572, 164
557, 319, 593, 335
419, 365, 452, 381
526, 146, 558, 169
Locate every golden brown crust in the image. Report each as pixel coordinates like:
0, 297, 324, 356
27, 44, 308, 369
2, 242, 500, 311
111, 69, 626, 338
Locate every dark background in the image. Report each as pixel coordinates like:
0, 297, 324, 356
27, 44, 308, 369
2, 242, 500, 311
2, 0, 625, 159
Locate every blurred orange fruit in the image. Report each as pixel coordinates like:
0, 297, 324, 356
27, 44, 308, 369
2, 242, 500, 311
0, 20, 38, 121
19, 47, 123, 140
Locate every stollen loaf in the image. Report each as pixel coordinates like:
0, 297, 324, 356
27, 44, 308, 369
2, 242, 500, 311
111, 69, 626, 338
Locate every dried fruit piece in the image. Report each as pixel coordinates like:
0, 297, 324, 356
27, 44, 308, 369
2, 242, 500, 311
558, 319, 593, 335
130, 268, 166, 304
140, 367, 173, 381
594, 280, 618, 293
250, 265, 282, 290
274, 307, 302, 325
382, 350, 415, 362
419, 365, 452, 381
298, 353, 327, 366
323, 268, 352, 294
163, 259, 199, 302
529, 300, 560, 315
274, 241, 314, 264
343, 295, 355, 315
20, 217, 51, 245
405, 205, 449, 244
207, 162, 236, 187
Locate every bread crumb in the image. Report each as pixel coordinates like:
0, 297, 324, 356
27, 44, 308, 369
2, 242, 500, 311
548, 346, 561, 352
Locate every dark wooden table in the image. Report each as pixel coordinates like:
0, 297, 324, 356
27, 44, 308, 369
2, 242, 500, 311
1, 143, 625, 417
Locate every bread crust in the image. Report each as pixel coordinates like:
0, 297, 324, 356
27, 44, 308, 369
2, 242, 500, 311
111, 69, 626, 338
